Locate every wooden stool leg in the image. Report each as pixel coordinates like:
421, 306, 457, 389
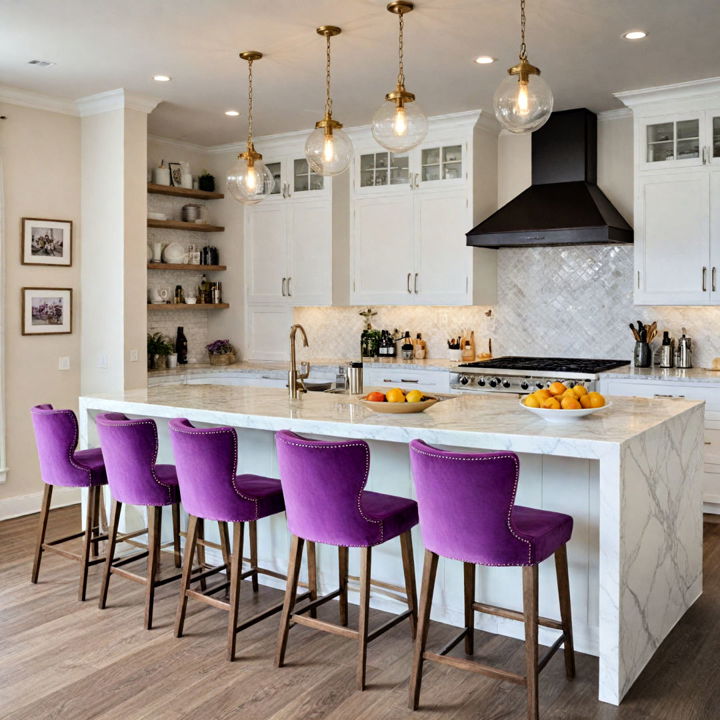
555, 544, 576, 679
98, 499, 122, 609
357, 546, 372, 691
400, 531, 418, 638
218, 521, 231, 587
144, 506, 162, 630
409, 550, 439, 710
90, 485, 102, 559
338, 545, 349, 627
196, 518, 207, 592
227, 522, 245, 661
78, 486, 97, 601
249, 520, 259, 593
523, 564, 540, 720
171, 502, 182, 568
307, 541, 318, 619
31, 484, 53, 584
275, 534, 305, 668
175, 515, 199, 637
464, 562, 476, 655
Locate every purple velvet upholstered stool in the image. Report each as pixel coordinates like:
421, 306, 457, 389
408, 440, 575, 720
169, 418, 302, 661
30, 404, 109, 601
95, 413, 184, 630
274, 430, 419, 691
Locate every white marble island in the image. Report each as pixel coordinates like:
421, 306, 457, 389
79, 386, 704, 705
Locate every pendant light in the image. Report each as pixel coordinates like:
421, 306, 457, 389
305, 26, 353, 176
371, 1, 427, 153
227, 51, 275, 204
493, 0, 553, 134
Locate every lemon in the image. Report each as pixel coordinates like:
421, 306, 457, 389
406, 390, 424, 403
386, 388, 406, 403
587, 391, 605, 408
561, 396, 582, 410
542, 397, 561, 410
524, 395, 541, 408
572, 384, 588, 398
548, 381, 567, 396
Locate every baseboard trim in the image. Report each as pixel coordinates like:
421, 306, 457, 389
0, 487, 81, 521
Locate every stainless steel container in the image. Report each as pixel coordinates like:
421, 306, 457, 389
181, 203, 202, 222
348, 362, 363, 394
659, 342, 674, 368
677, 335, 693, 368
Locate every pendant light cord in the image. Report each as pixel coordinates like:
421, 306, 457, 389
325, 33, 333, 117
519, 0, 527, 60
247, 58, 254, 146
397, 10, 405, 88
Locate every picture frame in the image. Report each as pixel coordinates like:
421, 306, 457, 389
21, 287, 73, 335
21, 217, 72, 266
168, 162, 183, 187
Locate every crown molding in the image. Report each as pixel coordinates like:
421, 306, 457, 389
615, 76, 720, 108
147, 133, 212, 154
76, 89, 161, 117
0, 84, 77, 116
598, 107, 632, 121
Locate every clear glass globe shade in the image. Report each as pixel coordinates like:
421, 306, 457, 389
226, 156, 275, 204
493, 72, 554, 134
305, 127, 353, 176
371, 100, 428, 152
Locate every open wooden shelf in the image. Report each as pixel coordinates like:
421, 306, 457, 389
147, 219, 225, 232
147, 183, 224, 200
147, 263, 226, 271
147, 303, 229, 311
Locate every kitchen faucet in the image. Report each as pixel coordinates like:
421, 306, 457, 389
289, 324, 310, 399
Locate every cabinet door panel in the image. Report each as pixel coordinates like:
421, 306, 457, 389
710, 171, 720, 302
414, 190, 472, 305
352, 195, 415, 305
287, 200, 332, 305
246, 306, 293, 360
635, 172, 710, 305
246, 204, 287, 303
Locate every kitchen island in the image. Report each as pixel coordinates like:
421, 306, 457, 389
79, 386, 704, 705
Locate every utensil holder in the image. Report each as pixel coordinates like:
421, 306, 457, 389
633, 342, 651, 368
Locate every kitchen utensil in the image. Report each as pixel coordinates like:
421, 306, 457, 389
358, 394, 438, 414
629, 323, 640, 342
633, 342, 651, 368
520, 399, 612, 423
348, 362, 363, 394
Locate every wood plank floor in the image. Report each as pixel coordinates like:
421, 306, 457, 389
2, 506, 719, 720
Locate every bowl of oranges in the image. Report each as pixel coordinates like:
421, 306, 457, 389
358, 388, 439, 414
520, 382, 609, 422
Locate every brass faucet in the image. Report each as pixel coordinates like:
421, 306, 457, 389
289, 324, 310, 399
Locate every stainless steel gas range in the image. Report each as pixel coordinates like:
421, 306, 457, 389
450, 356, 630, 395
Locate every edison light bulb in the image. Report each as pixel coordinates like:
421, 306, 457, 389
393, 106, 408, 136
322, 134, 335, 163
246, 165, 257, 191
493, 71, 553, 134
516, 81, 530, 116
305, 126, 352, 176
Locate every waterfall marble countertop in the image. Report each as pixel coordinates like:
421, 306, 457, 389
602, 365, 720, 383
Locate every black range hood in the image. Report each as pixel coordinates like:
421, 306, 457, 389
467, 108, 633, 248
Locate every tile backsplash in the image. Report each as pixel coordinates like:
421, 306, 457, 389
295, 245, 720, 368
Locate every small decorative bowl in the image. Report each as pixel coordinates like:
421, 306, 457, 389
519, 400, 612, 423
162, 242, 186, 264
358, 395, 439, 414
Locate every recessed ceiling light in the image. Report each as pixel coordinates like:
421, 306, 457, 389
153, 74, 171, 82
28, 59, 55, 67
225, 110, 240, 117
622, 30, 647, 40
474, 56, 496, 65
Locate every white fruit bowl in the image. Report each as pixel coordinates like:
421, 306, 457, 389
519, 399, 612, 422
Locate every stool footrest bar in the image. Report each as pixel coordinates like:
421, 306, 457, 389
234, 599, 287, 633
438, 628, 469, 656
294, 588, 341, 616
45, 530, 85, 545
367, 609, 412, 643
186, 588, 230, 611
537, 633, 567, 673
291, 614, 358, 639
424, 652, 526, 685
472, 601, 563, 630
111, 550, 149, 568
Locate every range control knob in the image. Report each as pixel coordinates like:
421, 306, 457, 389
502, 379, 511, 388
459, 375, 470, 385
477, 378, 486, 387
536, 381, 545, 389
520, 381, 529, 390
567, 380, 576, 388
488, 377, 500, 388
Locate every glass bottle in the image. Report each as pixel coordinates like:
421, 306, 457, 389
176, 327, 188, 365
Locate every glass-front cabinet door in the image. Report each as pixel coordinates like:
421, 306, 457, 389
292, 158, 324, 195
643, 116, 703, 167
358, 151, 410, 190
266, 161, 282, 197
711, 112, 720, 164
418, 144, 464, 186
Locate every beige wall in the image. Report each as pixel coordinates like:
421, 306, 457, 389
0, 102, 82, 509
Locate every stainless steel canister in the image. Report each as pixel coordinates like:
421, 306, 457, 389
348, 362, 363, 394
677, 335, 693, 368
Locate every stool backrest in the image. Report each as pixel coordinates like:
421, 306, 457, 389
168, 418, 246, 521
275, 430, 382, 546
30, 404, 93, 487
95, 413, 172, 506
409, 439, 532, 566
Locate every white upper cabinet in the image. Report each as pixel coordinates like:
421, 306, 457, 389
348, 111, 498, 307
618, 78, 720, 305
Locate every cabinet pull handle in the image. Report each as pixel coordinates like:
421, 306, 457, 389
281, 277, 287, 296
383, 378, 419, 383
637, 270, 640, 289
407, 273, 412, 293
654, 393, 685, 398
713, 267, 717, 292
287, 276, 292, 296
703, 266, 707, 292
705, 441, 712, 445
414, 273, 419, 294
702, 146, 708, 165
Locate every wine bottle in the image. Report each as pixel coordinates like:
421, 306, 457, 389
176, 326, 188, 365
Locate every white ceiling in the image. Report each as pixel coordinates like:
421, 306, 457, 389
2, 0, 720, 146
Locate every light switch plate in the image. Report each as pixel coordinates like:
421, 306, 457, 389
97, 354, 108, 369
129, 349, 139, 362
58, 356, 70, 371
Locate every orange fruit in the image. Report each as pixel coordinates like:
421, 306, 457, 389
572, 384, 588, 398
524, 395, 541, 408
561, 396, 582, 410
534, 388, 551, 402
587, 391, 605, 408
542, 397, 561, 410
580, 394, 593, 409
366, 391, 385, 402
548, 382, 567, 396
386, 388, 406, 403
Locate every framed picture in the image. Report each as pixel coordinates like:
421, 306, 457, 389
168, 162, 183, 187
22, 217, 72, 266
22, 287, 72, 335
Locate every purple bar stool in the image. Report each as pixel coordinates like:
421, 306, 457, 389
95, 413, 184, 630
408, 440, 575, 720
168, 418, 304, 661
30, 404, 108, 600
274, 430, 419, 691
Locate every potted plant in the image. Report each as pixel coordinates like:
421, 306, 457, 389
206, 339, 236, 365
198, 170, 215, 192
147, 332, 173, 370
